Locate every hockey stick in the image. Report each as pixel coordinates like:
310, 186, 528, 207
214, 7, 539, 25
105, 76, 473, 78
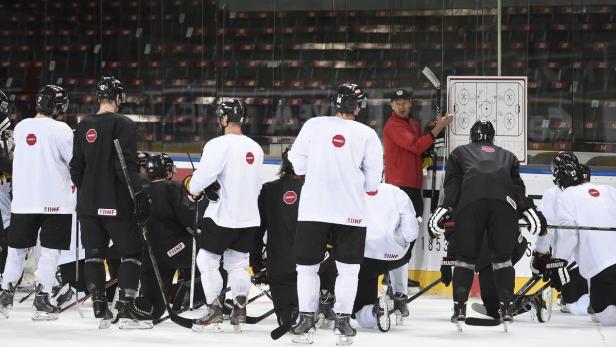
422, 66, 442, 213
386, 277, 443, 315
114, 139, 193, 329
60, 278, 118, 313
527, 224, 616, 232
186, 152, 198, 311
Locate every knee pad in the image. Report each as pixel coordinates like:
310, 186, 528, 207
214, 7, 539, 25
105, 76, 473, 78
7, 247, 28, 261
222, 249, 249, 273
39, 247, 61, 263
85, 248, 106, 263
196, 249, 221, 273
491, 260, 513, 271
335, 261, 360, 277
455, 260, 475, 271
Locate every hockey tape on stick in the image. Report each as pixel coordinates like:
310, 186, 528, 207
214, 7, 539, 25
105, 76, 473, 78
421, 67, 441, 89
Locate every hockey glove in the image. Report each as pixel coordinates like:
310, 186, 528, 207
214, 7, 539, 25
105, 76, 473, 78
522, 207, 547, 235
440, 256, 456, 287
530, 251, 551, 276
427, 206, 451, 238
545, 258, 570, 291
133, 190, 152, 226
182, 175, 204, 202
204, 181, 221, 202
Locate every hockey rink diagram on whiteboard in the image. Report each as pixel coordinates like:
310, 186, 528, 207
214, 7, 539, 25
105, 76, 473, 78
447, 76, 527, 163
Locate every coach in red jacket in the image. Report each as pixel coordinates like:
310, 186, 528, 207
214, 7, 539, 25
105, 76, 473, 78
383, 89, 452, 217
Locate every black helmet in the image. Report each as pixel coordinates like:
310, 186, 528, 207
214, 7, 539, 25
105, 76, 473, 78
36, 85, 69, 116
137, 151, 151, 170
96, 76, 126, 105
0, 90, 8, 116
469, 120, 495, 143
146, 153, 175, 180
550, 151, 579, 177
216, 99, 246, 125
579, 163, 591, 183
554, 162, 583, 190
333, 83, 367, 114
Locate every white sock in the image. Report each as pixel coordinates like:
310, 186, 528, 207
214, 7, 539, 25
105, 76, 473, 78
37, 247, 61, 293
566, 294, 590, 316
334, 261, 360, 314
196, 249, 223, 305
389, 262, 409, 295
1, 248, 28, 290
223, 249, 251, 299
355, 305, 377, 329
296, 264, 320, 313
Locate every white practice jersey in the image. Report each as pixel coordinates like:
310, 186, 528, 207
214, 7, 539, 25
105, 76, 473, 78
364, 183, 418, 261
59, 186, 84, 265
288, 116, 383, 227
535, 186, 561, 254
0, 173, 11, 228
189, 134, 263, 228
12, 117, 74, 214
554, 182, 616, 279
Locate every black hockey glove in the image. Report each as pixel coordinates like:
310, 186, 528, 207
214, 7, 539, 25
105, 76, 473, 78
133, 190, 152, 226
521, 207, 547, 235
428, 206, 451, 238
204, 181, 221, 202
530, 251, 551, 276
440, 256, 455, 287
545, 258, 570, 291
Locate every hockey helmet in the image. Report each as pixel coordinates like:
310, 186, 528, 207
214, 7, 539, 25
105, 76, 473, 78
96, 76, 126, 105
333, 83, 367, 114
137, 151, 151, 170
216, 99, 246, 125
550, 151, 579, 177
553, 162, 583, 190
579, 163, 591, 183
36, 85, 69, 116
469, 120, 495, 143
146, 153, 175, 180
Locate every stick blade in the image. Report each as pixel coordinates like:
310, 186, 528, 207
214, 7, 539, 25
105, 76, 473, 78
464, 317, 501, 326
421, 66, 441, 88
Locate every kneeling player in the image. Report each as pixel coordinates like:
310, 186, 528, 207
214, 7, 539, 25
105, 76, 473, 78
352, 182, 418, 330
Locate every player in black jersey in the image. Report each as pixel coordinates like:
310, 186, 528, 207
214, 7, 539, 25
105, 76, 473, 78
70, 76, 151, 327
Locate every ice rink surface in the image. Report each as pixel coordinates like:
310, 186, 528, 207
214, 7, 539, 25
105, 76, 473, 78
1, 289, 614, 347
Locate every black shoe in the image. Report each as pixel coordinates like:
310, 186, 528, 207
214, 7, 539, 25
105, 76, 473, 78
230, 295, 247, 326
193, 299, 224, 331
52, 283, 74, 307
92, 292, 113, 319
318, 290, 336, 321
499, 301, 513, 323
290, 312, 316, 335
115, 292, 153, 329
451, 301, 466, 323
0, 282, 16, 318
334, 313, 356, 345
32, 284, 60, 321
391, 292, 409, 317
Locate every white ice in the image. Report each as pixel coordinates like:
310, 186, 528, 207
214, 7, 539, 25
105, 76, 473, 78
1, 288, 615, 347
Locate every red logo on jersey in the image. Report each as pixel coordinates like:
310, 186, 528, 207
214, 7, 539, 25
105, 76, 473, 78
26, 133, 37, 146
246, 152, 255, 164
589, 188, 600, 197
86, 129, 97, 143
332, 134, 346, 148
283, 191, 298, 205
367, 191, 378, 196
481, 146, 495, 153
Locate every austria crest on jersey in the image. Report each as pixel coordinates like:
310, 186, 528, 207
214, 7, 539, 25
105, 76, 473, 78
481, 145, 495, 153
86, 129, 97, 143
332, 134, 346, 148
26, 133, 37, 146
246, 151, 254, 164
588, 188, 600, 197
283, 190, 298, 205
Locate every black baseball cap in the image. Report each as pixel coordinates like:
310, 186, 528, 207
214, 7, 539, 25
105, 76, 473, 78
390, 88, 413, 102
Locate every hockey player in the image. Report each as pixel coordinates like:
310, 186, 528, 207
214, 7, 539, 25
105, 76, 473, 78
140, 153, 204, 320
551, 162, 616, 325
253, 146, 337, 327
184, 99, 263, 331
70, 76, 152, 327
353, 182, 418, 330
287, 83, 383, 344
428, 120, 546, 329
0, 85, 73, 320
0, 90, 11, 279
532, 152, 589, 316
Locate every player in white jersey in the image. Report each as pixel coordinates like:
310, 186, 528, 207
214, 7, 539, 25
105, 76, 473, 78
533, 152, 589, 315
184, 99, 263, 331
0, 85, 73, 320
550, 162, 616, 326
0, 90, 11, 280
353, 182, 418, 330
287, 83, 383, 344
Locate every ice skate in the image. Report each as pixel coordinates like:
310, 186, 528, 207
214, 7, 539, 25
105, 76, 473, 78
230, 295, 247, 333
451, 301, 466, 332
334, 313, 356, 345
90, 291, 114, 329
375, 292, 390, 332
115, 293, 153, 329
391, 292, 409, 325
290, 312, 316, 344
0, 283, 16, 318
51, 283, 74, 308
318, 290, 335, 328
193, 299, 224, 332
32, 284, 60, 321
499, 301, 513, 332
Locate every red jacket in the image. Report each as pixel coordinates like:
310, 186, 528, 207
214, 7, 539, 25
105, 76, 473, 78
383, 113, 434, 189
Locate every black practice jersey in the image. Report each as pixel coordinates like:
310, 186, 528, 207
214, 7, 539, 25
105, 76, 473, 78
70, 112, 142, 218
254, 175, 304, 277
442, 142, 528, 213
146, 180, 206, 258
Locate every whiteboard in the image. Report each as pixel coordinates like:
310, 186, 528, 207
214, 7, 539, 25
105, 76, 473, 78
447, 76, 528, 164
